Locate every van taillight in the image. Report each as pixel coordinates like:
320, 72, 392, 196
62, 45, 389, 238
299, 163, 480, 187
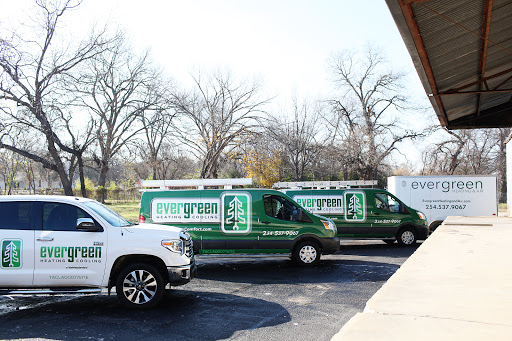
139, 215, 145, 223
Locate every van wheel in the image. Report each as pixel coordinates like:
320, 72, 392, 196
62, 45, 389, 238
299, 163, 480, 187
293, 241, 321, 266
116, 263, 165, 308
397, 227, 417, 247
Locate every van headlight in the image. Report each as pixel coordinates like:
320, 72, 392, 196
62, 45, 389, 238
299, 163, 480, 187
162, 239, 184, 254
321, 220, 337, 232
417, 211, 427, 221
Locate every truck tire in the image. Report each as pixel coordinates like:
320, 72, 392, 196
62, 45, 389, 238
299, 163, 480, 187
293, 241, 321, 266
116, 263, 165, 308
397, 227, 417, 247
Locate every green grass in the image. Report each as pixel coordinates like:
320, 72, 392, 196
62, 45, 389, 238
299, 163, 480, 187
105, 201, 140, 223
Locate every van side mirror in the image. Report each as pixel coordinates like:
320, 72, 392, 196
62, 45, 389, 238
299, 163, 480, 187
76, 218, 100, 232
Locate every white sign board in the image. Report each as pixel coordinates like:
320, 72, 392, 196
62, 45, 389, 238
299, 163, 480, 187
387, 176, 497, 225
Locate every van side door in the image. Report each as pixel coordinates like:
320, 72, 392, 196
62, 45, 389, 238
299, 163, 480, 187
221, 191, 258, 252
256, 194, 305, 252
0, 201, 35, 287
371, 192, 410, 237
340, 191, 370, 236
33, 202, 107, 287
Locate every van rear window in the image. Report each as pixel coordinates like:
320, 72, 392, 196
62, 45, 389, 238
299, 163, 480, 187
0, 202, 31, 230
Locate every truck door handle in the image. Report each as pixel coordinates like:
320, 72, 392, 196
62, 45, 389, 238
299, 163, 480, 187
37, 237, 54, 242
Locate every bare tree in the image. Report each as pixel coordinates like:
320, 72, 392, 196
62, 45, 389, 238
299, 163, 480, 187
328, 45, 425, 180
0, 0, 109, 195
172, 70, 270, 178
267, 97, 324, 181
71, 34, 168, 201
137, 106, 179, 179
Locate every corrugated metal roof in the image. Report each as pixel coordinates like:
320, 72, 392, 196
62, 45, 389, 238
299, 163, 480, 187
386, 0, 512, 129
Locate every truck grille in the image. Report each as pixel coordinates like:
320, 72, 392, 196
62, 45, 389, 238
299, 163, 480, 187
180, 232, 194, 259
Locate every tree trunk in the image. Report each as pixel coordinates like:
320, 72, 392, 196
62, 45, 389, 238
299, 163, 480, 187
98, 161, 109, 203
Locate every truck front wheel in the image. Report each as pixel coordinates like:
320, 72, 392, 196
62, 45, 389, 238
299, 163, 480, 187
116, 263, 165, 308
397, 227, 417, 247
293, 241, 321, 266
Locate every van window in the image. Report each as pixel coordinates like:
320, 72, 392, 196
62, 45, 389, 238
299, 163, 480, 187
43, 203, 96, 231
0, 202, 31, 230
263, 195, 311, 222
375, 193, 401, 213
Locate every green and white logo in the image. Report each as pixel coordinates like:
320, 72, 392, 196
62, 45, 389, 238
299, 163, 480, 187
293, 195, 344, 214
344, 192, 366, 222
1, 239, 22, 269
221, 192, 251, 234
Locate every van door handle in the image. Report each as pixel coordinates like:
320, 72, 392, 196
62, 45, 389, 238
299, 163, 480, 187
37, 237, 54, 242
261, 221, 271, 224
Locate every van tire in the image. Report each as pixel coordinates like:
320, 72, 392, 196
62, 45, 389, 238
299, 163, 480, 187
293, 241, 321, 266
397, 227, 417, 247
116, 263, 165, 309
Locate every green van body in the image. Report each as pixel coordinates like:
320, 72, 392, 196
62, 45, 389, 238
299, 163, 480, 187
139, 189, 340, 261
282, 188, 429, 244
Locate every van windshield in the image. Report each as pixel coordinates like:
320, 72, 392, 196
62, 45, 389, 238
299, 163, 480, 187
83, 201, 134, 227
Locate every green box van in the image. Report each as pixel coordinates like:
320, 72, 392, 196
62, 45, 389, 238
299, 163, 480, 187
282, 188, 429, 246
138, 189, 340, 265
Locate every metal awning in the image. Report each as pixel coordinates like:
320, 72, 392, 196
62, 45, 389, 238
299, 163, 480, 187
386, 0, 512, 129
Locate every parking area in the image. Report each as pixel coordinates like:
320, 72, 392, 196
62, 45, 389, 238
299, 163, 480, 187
0, 241, 420, 341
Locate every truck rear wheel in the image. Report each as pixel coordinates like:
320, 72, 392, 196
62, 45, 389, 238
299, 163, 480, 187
293, 241, 321, 266
116, 263, 165, 308
397, 227, 417, 247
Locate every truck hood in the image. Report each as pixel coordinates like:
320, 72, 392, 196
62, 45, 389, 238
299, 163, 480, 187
123, 223, 184, 238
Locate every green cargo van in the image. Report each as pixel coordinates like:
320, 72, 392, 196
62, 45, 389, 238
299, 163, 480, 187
282, 188, 429, 246
138, 189, 340, 265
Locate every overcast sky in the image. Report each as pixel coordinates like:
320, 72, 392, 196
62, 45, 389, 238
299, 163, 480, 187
2, 0, 441, 167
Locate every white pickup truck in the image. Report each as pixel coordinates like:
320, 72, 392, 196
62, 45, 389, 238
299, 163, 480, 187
0, 195, 196, 308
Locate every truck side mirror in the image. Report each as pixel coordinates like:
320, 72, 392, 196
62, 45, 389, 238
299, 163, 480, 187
76, 218, 100, 232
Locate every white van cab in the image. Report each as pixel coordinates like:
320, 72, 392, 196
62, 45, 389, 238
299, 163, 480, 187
0, 195, 196, 308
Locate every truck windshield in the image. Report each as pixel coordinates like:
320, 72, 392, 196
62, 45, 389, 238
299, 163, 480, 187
83, 201, 134, 227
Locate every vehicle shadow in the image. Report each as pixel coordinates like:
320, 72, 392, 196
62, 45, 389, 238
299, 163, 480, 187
0, 290, 290, 341
339, 240, 422, 258
195, 257, 403, 286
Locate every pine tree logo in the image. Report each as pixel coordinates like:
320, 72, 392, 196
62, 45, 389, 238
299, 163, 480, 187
221, 192, 251, 234
1, 239, 22, 269
226, 196, 246, 230
344, 192, 366, 222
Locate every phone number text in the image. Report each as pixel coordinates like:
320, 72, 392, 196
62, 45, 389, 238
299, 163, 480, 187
425, 204, 466, 210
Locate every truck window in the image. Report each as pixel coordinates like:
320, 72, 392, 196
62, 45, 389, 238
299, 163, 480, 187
375, 193, 401, 213
0, 202, 31, 230
43, 203, 96, 231
263, 195, 311, 222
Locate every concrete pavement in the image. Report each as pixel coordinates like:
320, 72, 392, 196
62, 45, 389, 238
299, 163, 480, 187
332, 216, 512, 340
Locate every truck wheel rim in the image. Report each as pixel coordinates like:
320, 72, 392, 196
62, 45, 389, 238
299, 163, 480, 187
299, 246, 317, 263
401, 231, 415, 245
122, 270, 157, 305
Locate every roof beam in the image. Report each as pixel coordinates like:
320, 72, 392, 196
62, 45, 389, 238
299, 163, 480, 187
398, 1, 449, 126
476, 0, 493, 116
438, 66, 512, 95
